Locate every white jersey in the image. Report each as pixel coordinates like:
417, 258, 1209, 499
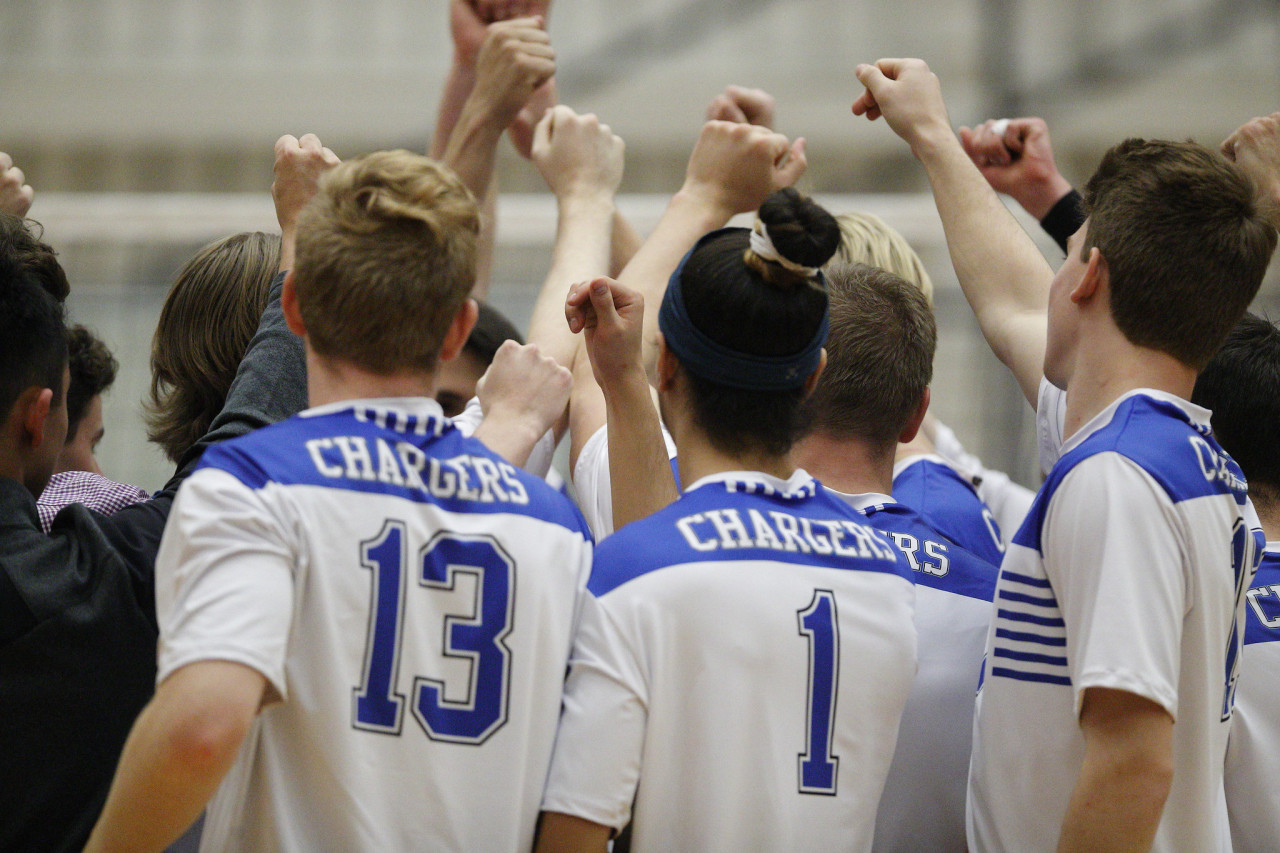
542, 470, 916, 852
571, 423, 678, 540
1225, 543, 1280, 853
835, 492, 998, 853
969, 390, 1259, 853
155, 398, 593, 852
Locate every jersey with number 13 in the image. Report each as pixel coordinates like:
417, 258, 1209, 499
154, 399, 593, 852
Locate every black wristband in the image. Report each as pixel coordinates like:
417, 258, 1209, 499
1039, 189, 1085, 255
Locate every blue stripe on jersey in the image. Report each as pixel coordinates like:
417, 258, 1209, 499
998, 589, 1058, 608
996, 608, 1064, 628
1012, 394, 1248, 553
996, 627, 1067, 647
993, 648, 1068, 666
588, 478, 910, 597
1244, 550, 1280, 646
990, 667, 1072, 686
892, 457, 1005, 565
856, 499, 998, 602
1000, 570, 1053, 589
195, 405, 592, 538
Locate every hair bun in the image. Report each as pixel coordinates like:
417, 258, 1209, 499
757, 188, 842, 273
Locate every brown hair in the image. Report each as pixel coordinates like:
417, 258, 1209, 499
292, 150, 479, 374
147, 232, 279, 462
1082, 138, 1277, 369
802, 262, 936, 450
66, 325, 118, 442
0, 214, 70, 302
833, 211, 934, 305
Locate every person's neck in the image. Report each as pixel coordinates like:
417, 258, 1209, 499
672, 428, 797, 490
1062, 329, 1197, 440
1255, 497, 1280, 544
793, 431, 894, 497
306, 350, 437, 408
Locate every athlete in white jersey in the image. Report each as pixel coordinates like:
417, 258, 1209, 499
793, 263, 998, 853
538, 192, 916, 852
87, 145, 588, 852
851, 58, 1275, 850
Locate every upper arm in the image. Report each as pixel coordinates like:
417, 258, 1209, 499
535, 812, 612, 853
978, 306, 1047, 409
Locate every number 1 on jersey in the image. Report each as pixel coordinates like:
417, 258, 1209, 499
797, 590, 840, 795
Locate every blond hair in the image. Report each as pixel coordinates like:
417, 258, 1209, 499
293, 150, 479, 373
833, 212, 934, 305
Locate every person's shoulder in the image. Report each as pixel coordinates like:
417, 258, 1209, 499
861, 499, 998, 602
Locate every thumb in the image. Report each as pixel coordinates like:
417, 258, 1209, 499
531, 107, 555, 158
775, 138, 807, 187
855, 62, 890, 93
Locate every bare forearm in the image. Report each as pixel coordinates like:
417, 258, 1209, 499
431, 63, 478, 160
609, 209, 644, 278
605, 368, 677, 530
528, 196, 617, 369
914, 129, 1053, 403
442, 99, 507, 201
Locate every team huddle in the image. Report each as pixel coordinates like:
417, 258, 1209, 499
2, 5, 1280, 853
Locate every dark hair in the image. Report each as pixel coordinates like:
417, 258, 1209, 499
1082, 139, 1277, 369
677, 188, 840, 457
147, 232, 279, 462
802, 263, 936, 450
65, 326, 118, 442
1192, 313, 1280, 508
0, 214, 70, 302
0, 253, 67, 421
465, 301, 524, 366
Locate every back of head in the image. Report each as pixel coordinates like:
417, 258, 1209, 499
834, 211, 934, 305
147, 231, 280, 462
66, 326, 118, 442
1191, 313, 1280, 508
0, 252, 67, 424
1083, 138, 1278, 368
293, 150, 480, 374
466, 301, 525, 366
663, 188, 841, 457
0, 214, 70, 303
803, 262, 936, 451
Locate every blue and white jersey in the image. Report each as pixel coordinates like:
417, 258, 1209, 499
542, 470, 916, 852
1225, 543, 1280, 853
968, 390, 1260, 853
892, 454, 1006, 565
837, 493, 998, 853
572, 423, 678, 540
155, 398, 593, 853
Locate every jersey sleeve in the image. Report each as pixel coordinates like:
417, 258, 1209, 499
542, 591, 649, 831
155, 468, 297, 701
1037, 377, 1068, 476
1043, 454, 1188, 718
452, 396, 558, 478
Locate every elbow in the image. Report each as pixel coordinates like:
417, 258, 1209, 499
164, 707, 254, 774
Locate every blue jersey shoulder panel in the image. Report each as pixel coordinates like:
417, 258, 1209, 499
859, 499, 999, 603
589, 479, 910, 597
195, 406, 591, 539
1244, 550, 1280, 646
1012, 395, 1247, 553
892, 457, 1004, 565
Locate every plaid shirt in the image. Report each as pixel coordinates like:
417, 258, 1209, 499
36, 470, 151, 532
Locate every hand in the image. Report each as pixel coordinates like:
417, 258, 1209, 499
680, 121, 807, 217
852, 58, 953, 153
705, 85, 776, 129
509, 78, 558, 160
0, 153, 34, 218
472, 17, 556, 132
272, 134, 340, 236
566, 277, 646, 391
532, 106, 624, 204
475, 339, 572, 440
1221, 111, 1280, 215
958, 117, 1074, 220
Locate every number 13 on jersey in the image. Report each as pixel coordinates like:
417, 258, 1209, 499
352, 521, 515, 745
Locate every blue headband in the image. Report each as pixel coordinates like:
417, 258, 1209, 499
658, 228, 829, 392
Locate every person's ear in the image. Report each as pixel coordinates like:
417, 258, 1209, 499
1072, 247, 1107, 303
282, 271, 307, 337
19, 387, 54, 449
898, 387, 931, 443
800, 349, 828, 399
655, 333, 678, 392
439, 298, 480, 363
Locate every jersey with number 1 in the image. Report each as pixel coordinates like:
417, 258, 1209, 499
154, 398, 593, 852
542, 469, 915, 852
968, 390, 1259, 853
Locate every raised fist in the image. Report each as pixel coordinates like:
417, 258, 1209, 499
531, 106, 625, 203
272, 134, 340, 236
705, 85, 776, 130
0, 153, 34, 218
681, 121, 806, 217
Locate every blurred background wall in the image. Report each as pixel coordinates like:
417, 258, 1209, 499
3, 0, 1278, 490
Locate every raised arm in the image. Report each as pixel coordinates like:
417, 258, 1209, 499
0, 152, 34, 218
854, 58, 1054, 406
1221, 110, 1280, 220
471, 340, 572, 466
